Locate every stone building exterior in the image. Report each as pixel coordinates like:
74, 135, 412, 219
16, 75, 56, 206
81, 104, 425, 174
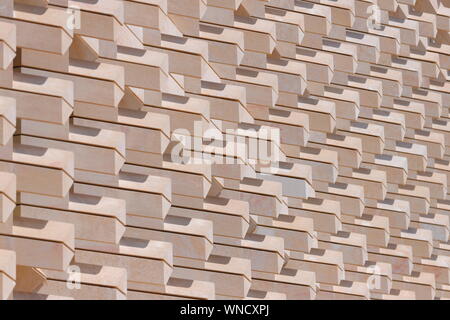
0, 0, 449, 300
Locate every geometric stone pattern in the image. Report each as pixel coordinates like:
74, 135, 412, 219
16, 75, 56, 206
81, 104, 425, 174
0, 0, 449, 300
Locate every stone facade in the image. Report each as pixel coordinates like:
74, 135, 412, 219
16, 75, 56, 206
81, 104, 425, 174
0, 0, 449, 300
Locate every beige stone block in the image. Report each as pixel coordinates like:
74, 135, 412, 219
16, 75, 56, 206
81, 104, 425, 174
128, 277, 215, 300
318, 231, 368, 265
0, 249, 15, 300
75, 238, 173, 287
0, 218, 74, 271
0, 0, 447, 301
289, 197, 342, 234
286, 248, 344, 285
213, 233, 284, 274
317, 281, 370, 300
172, 255, 251, 299
251, 269, 317, 300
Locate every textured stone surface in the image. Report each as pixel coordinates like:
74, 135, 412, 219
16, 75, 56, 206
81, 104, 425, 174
0, 0, 449, 300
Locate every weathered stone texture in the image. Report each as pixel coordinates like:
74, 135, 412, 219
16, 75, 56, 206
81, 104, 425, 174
0, 0, 449, 300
